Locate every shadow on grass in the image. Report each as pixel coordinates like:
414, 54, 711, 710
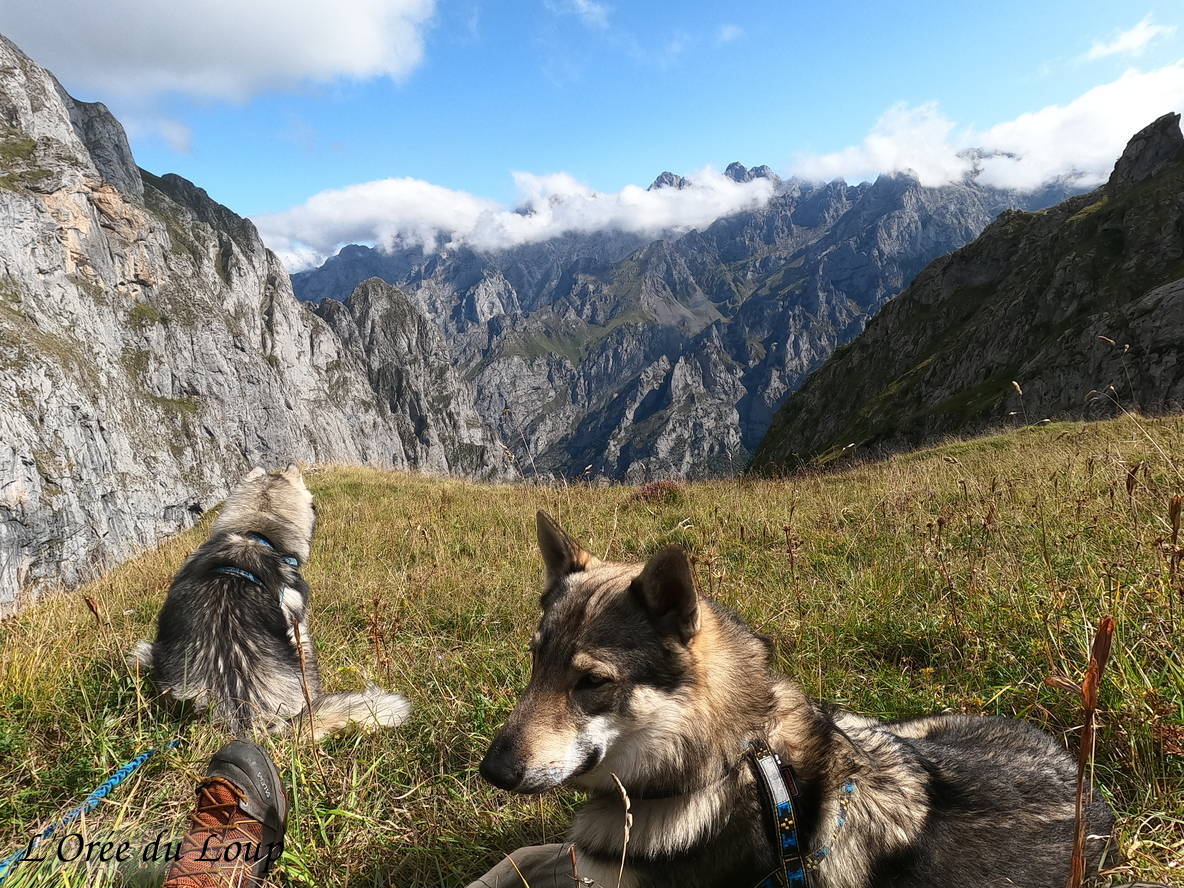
345, 816, 565, 888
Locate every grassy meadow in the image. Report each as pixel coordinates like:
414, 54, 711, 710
0, 414, 1182, 886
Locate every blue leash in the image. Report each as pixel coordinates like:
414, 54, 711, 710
0, 740, 181, 885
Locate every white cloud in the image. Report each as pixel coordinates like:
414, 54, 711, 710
545, 0, 610, 30
261, 60, 1184, 272
717, 24, 744, 44
256, 168, 776, 270
1086, 15, 1176, 61
791, 61, 1184, 190
122, 115, 194, 153
2, 0, 435, 100
791, 102, 971, 188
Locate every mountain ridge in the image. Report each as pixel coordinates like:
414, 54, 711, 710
294, 170, 1078, 480
750, 112, 1184, 471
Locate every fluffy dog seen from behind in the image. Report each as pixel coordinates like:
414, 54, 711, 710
131, 465, 409, 739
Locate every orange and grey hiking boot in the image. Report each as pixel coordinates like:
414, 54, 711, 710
163, 740, 288, 887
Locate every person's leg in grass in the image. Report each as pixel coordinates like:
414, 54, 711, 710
162, 740, 287, 888
464, 843, 634, 888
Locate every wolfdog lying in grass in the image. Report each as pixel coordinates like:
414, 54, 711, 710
468, 512, 1113, 887
131, 465, 409, 739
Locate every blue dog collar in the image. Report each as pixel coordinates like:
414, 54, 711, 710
212, 565, 264, 586
211, 533, 300, 588
748, 738, 810, 887
747, 739, 856, 888
245, 532, 300, 567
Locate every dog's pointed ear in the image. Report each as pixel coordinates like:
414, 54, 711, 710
281, 463, 303, 481
537, 511, 594, 586
242, 466, 266, 483
632, 546, 700, 644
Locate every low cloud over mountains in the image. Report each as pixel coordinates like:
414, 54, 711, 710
257, 166, 777, 271
258, 59, 1184, 271
793, 63, 1184, 191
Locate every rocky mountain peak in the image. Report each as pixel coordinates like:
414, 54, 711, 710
725, 161, 751, 182
648, 171, 689, 190
65, 98, 143, 199
723, 162, 781, 186
1108, 111, 1184, 190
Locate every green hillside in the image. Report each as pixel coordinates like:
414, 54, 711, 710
1, 415, 1182, 885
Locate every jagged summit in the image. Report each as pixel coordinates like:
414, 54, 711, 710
648, 164, 781, 190
648, 170, 689, 190
1108, 111, 1184, 190
723, 161, 780, 184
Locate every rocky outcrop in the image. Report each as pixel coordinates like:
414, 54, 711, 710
1109, 112, 1184, 189
750, 114, 1184, 471
292, 242, 427, 305
295, 169, 1074, 481
0, 35, 511, 607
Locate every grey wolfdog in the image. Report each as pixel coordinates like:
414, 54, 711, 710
468, 512, 1114, 888
131, 465, 409, 739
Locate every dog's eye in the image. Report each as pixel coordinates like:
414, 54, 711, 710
576, 673, 613, 691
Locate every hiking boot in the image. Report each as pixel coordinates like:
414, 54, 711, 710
163, 740, 288, 887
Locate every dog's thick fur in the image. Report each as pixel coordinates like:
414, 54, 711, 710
468, 512, 1114, 888
130, 465, 409, 739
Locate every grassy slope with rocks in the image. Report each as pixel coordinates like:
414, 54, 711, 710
0, 415, 1182, 886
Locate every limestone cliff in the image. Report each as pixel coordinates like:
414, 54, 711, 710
0, 35, 511, 607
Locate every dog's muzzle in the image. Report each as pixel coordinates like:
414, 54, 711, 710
480, 733, 606, 793
479, 735, 526, 791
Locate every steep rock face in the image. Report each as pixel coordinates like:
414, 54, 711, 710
295, 170, 1073, 480
0, 36, 511, 607
751, 113, 1184, 471
315, 278, 511, 478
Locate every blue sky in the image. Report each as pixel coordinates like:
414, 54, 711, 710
5, 1, 1184, 267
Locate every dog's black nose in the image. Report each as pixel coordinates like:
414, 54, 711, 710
479, 735, 524, 790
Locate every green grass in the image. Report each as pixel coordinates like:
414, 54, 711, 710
0, 126, 51, 192
500, 308, 653, 366
0, 415, 1182, 885
128, 304, 162, 330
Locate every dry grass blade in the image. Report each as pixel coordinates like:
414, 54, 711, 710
610, 774, 633, 888
1063, 615, 1116, 888
291, 616, 332, 796
492, 851, 530, 887
80, 596, 105, 628
1169, 496, 1182, 630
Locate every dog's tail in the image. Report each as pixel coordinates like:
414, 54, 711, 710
127, 640, 154, 670
293, 685, 411, 741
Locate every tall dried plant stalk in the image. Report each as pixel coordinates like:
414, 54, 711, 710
1054, 615, 1114, 888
